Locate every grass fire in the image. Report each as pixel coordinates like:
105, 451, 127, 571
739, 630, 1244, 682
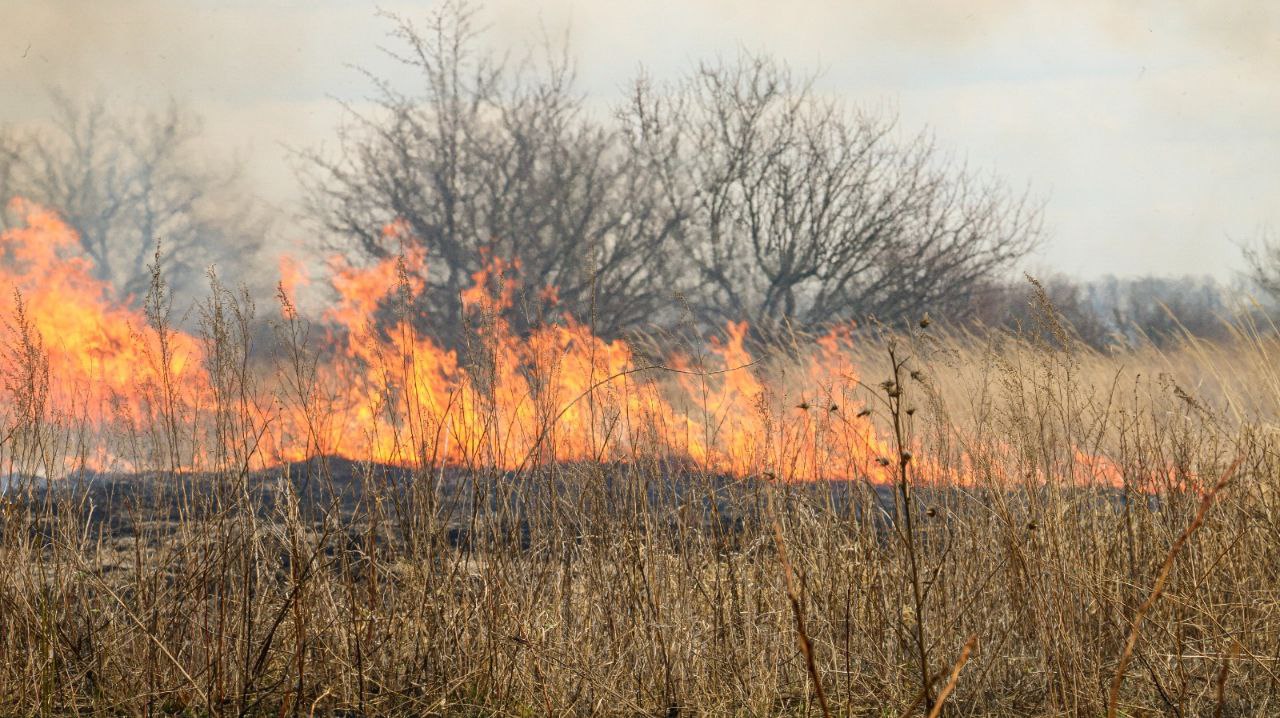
2, 1, 1279, 716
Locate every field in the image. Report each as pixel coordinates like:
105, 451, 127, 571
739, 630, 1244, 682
2, 207, 1280, 716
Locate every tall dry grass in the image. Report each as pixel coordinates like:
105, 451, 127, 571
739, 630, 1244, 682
2, 275, 1280, 716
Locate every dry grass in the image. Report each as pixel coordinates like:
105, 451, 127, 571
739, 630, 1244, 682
3, 283, 1280, 716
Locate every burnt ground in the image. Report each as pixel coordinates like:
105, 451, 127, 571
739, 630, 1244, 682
7, 458, 899, 542
5, 458, 1144, 553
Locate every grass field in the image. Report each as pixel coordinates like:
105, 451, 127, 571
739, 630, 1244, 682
2, 209, 1280, 716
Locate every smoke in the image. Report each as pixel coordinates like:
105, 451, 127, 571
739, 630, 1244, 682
0, 0, 1275, 281
4, 1, 1273, 127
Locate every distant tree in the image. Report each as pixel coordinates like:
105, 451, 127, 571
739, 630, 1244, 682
1243, 232, 1280, 304
0, 94, 266, 302
967, 274, 1114, 349
301, 2, 676, 341
0, 135, 19, 195
1094, 275, 1236, 346
621, 55, 1043, 334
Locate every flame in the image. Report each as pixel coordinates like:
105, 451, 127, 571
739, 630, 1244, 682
278, 254, 309, 301
281, 244, 895, 479
0, 198, 1129, 489
0, 198, 210, 470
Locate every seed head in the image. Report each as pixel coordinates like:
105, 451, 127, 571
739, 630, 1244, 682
875, 457, 890, 467
856, 407, 872, 418
828, 403, 839, 413
900, 450, 913, 464
796, 401, 811, 411
905, 407, 916, 416
925, 507, 937, 518
919, 313, 931, 329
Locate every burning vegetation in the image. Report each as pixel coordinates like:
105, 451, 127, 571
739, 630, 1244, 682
2, 4, 1279, 716
2, 194, 1276, 716
0, 198, 900, 482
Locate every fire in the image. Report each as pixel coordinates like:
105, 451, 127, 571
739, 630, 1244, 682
0, 198, 1125, 489
276, 240, 895, 480
0, 199, 211, 471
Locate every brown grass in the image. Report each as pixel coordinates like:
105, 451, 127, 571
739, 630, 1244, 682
3, 282, 1280, 716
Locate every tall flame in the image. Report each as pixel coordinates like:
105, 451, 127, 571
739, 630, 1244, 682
0, 199, 211, 469
276, 233, 895, 482
2, 198, 1118, 490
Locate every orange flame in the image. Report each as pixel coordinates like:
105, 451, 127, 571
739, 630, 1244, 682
0, 199, 1128, 489
0, 198, 211, 470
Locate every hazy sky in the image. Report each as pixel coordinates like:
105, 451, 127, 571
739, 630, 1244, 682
1, 0, 1277, 279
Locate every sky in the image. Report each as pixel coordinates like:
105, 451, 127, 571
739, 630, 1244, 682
0, 0, 1277, 280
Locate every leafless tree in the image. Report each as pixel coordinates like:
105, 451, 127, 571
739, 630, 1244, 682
1095, 275, 1239, 346
306, 2, 1041, 343
623, 55, 1043, 334
301, 2, 677, 341
0, 94, 266, 303
967, 273, 1115, 349
0, 135, 19, 196
1243, 231, 1280, 303
971, 273, 1254, 350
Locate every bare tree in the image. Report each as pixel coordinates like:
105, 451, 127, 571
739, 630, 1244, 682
623, 55, 1043, 333
1094, 275, 1238, 346
1243, 231, 1280, 303
0, 94, 266, 303
307, 3, 1040, 342
301, 2, 676, 341
967, 273, 1115, 349
0, 134, 20, 196
970, 273, 1253, 350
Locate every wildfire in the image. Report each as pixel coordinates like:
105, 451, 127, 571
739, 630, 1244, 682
0, 198, 1125, 490
0, 199, 211, 470
289, 234, 894, 481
